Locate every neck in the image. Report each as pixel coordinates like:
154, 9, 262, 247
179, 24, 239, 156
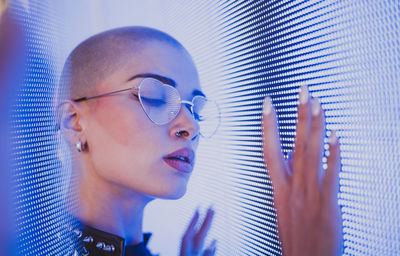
67, 159, 153, 245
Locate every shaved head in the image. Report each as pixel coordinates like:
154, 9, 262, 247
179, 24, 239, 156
57, 25, 202, 202
57, 26, 186, 103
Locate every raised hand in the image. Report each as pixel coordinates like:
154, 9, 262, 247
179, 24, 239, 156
180, 207, 216, 256
262, 85, 342, 256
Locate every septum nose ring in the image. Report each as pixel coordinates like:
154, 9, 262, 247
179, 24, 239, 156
175, 129, 189, 138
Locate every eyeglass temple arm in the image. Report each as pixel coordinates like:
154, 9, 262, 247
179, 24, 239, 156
72, 86, 138, 102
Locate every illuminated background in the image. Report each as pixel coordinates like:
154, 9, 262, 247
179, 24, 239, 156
10, 0, 400, 255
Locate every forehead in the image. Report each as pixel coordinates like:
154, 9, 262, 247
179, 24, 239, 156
105, 40, 202, 99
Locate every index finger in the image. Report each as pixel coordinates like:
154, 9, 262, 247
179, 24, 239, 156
194, 207, 215, 253
262, 96, 288, 187
182, 209, 199, 240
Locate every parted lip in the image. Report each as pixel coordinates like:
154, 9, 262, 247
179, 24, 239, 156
164, 147, 195, 166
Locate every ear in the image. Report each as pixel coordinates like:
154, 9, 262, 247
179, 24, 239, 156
57, 100, 85, 139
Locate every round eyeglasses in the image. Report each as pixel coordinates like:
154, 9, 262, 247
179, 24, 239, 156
73, 77, 221, 138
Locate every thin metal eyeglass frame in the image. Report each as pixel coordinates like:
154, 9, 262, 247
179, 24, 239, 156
72, 78, 207, 125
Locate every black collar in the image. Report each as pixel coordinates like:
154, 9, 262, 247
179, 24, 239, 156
70, 218, 153, 256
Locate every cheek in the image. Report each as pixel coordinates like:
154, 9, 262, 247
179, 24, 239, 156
88, 100, 168, 185
91, 98, 156, 147
85, 98, 189, 197
87, 99, 162, 176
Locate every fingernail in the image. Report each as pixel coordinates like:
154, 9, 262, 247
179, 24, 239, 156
299, 85, 309, 104
311, 97, 321, 116
263, 96, 272, 115
330, 130, 338, 145
208, 207, 215, 217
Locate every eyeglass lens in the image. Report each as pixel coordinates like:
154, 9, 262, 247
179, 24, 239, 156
136, 78, 220, 138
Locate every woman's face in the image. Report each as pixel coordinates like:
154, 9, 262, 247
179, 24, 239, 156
81, 40, 202, 199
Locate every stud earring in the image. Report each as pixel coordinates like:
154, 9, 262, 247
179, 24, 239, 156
76, 141, 82, 152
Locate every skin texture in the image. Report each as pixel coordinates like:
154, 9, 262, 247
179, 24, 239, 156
262, 86, 342, 256
59, 27, 215, 254
75, 40, 201, 199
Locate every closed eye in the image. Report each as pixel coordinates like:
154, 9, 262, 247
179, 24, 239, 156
141, 96, 167, 107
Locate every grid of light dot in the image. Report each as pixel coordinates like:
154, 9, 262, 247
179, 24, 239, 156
10, 1, 74, 255
9, 0, 400, 255
214, 0, 400, 255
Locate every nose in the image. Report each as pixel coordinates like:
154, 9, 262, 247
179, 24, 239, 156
169, 104, 200, 141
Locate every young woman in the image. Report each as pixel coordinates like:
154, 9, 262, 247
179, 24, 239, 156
57, 26, 342, 256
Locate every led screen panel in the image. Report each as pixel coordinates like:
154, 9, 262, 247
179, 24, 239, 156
10, 1, 400, 255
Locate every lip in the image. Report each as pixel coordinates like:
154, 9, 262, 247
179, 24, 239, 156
163, 147, 195, 173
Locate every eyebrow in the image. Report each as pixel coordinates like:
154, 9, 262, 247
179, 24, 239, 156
128, 73, 206, 98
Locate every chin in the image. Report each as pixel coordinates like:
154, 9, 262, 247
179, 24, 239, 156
165, 188, 187, 200
153, 180, 188, 200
